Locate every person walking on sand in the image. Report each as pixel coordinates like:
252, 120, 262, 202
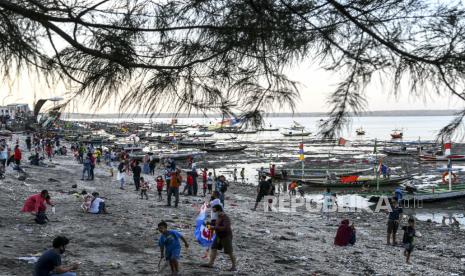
34, 236, 79, 276
402, 217, 419, 264
157, 221, 189, 276
168, 169, 182, 207
252, 175, 272, 211
201, 168, 208, 193
201, 205, 237, 271
117, 160, 126, 190
140, 177, 149, 200
215, 175, 228, 206
387, 199, 403, 245
81, 155, 91, 180
25, 135, 32, 152
88, 152, 96, 180
207, 172, 213, 195
233, 168, 237, 182
13, 144, 22, 168
240, 168, 245, 183
132, 160, 142, 191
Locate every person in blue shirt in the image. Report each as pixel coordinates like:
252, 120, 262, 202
34, 236, 79, 276
157, 221, 189, 275
394, 187, 403, 202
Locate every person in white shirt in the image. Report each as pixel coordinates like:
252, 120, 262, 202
88, 192, 108, 214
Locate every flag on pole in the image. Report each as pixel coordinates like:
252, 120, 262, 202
338, 137, 351, 147
444, 142, 452, 156
298, 143, 304, 160
194, 204, 215, 248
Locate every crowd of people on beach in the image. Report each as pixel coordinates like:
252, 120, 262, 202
3, 132, 452, 275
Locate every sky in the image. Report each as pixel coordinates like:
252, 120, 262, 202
0, 63, 463, 114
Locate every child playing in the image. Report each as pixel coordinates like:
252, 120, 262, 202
81, 191, 93, 212
156, 176, 164, 201
140, 177, 149, 200
207, 172, 213, 194
402, 217, 418, 264
157, 221, 189, 275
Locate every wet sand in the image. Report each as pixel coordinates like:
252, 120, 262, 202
1, 143, 465, 275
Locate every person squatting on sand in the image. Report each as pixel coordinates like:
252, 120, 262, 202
34, 236, 79, 276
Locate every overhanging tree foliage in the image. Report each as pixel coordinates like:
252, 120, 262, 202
0, 0, 464, 138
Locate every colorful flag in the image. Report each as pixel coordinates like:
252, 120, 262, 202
298, 143, 304, 160
444, 142, 452, 156
194, 204, 215, 248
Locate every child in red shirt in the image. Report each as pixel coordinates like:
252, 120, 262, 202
156, 176, 164, 201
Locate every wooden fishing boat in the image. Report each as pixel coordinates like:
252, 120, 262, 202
383, 147, 412, 156
0, 130, 12, 137
367, 184, 465, 203
187, 132, 214, 138
390, 129, 403, 139
216, 126, 240, 133
178, 140, 216, 147
259, 124, 279, 131
282, 131, 311, 137
286, 167, 373, 180
419, 154, 465, 162
157, 150, 206, 160
239, 129, 257, 134
301, 175, 411, 188
201, 145, 247, 153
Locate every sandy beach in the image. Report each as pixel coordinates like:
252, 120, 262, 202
1, 138, 465, 276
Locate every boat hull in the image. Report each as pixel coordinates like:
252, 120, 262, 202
419, 155, 465, 161
203, 145, 247, 153
301, 176, 411, 188
282, 132, 311, 137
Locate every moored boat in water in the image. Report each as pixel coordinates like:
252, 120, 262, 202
201, 145, 247, 153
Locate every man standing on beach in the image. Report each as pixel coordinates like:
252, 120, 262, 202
14, 145, 22, 168
387, 199, 403, 245
252, 175, 272, 211
132, 160, 142, 191
215, 175, 228, 206
168, 169, 182, 207
202, 205, 237, 271
33, 236, 79, 276
25, 135, 32, 152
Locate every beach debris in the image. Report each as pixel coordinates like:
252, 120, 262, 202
17, 256, 39, 263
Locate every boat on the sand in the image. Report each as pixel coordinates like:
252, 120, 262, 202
368, 184, 465, 203
419, 154, 465, 161
301, 175, 411, 188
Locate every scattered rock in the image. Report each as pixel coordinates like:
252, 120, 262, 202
48, 178, 59, 182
